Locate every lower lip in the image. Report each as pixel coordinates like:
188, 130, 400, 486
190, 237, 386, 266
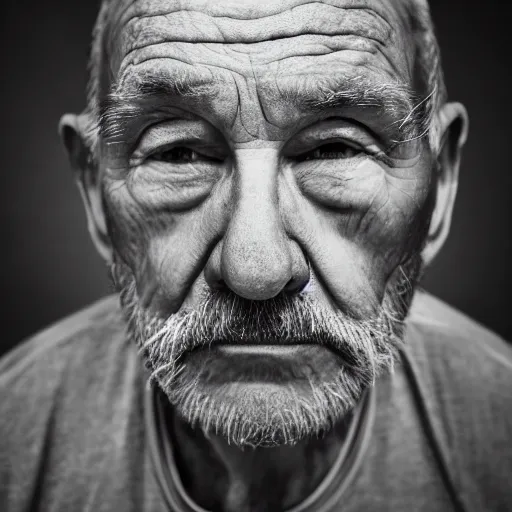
187, 344, 340, 384
215, 344, 313, 356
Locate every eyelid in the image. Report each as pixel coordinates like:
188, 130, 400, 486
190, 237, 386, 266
287, 120, 378, 150
288, 135, 384, 160
133, 119, 225, 159
285, 118, 394, 163
152, 146, 226, 164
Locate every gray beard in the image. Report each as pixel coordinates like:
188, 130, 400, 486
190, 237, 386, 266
113, 256, 421, 447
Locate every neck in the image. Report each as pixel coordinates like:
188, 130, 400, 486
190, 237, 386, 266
168, 410, 354, 512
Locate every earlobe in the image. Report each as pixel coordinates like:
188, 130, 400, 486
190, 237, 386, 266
422, 102, 469, 267
59, 113, 113, 264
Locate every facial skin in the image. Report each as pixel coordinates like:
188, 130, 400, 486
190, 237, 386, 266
61, 0, 467, 508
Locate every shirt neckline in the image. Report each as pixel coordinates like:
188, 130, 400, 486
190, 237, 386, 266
145, 381, 375, 512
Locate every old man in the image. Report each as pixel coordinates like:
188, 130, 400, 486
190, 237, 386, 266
1, 0, 511, 510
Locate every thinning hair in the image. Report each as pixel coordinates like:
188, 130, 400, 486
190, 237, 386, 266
83, 0, 447, 152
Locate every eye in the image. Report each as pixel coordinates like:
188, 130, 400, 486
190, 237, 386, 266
295, 142, 362, 162
149, 147, 223, 164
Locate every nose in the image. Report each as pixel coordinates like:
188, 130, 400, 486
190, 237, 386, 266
204, 148, 309, 300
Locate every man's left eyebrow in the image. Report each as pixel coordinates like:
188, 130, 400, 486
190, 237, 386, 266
279, 75, 426, 142
98, 76, 218, 140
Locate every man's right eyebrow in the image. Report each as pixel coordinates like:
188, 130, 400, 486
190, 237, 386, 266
98, 75, 218, 140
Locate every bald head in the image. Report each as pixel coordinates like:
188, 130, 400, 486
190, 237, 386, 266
84, 0, 446, 151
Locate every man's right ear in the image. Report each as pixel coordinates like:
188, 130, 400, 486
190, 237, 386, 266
59, 113, 113, 264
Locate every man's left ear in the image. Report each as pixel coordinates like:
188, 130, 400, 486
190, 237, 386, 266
422, 102, 469, 266
59, 113, 113, 264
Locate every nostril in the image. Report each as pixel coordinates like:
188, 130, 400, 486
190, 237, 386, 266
283, 253, 311, 295
284, 276, 310, 295
204, 264, 227, 291
210, 277, 227, 291
204, 243, 227, 292
283, 265, 311, 295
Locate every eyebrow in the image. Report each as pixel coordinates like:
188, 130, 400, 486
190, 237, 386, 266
99, 73, 427, 145
98, 75, 219, 141
275, 74, 426, 142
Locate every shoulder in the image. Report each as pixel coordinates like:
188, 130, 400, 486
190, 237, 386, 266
0, 296, 143, 510
406, 290, 512, 390
403, 291, 512, 509
0, 294, 140, 425
0, 295, 130, 392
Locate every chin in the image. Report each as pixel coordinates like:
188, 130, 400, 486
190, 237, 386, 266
115, 256, 419, 447
155, 344, 373, 448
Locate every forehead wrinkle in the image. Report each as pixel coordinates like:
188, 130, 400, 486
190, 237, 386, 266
98, 1, 420, 138
114, 29, 409, 99
104, 0, 139, 90
124, 0, 392, 18
115, 42, 409, 121
113, 0, 397, 27
100, 63, 419, 148
122, 6, 392, 47
100, 0, 417, 95
118, 34, 400, 74
107, 0, 404, 72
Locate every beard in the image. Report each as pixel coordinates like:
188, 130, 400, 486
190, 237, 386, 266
113, 255, 421, 448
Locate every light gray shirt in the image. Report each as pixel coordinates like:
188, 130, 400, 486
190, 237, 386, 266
1, 291, 511, 511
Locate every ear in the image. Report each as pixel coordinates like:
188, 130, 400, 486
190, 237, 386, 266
59, 113, 113, 264
421, 102, 469, 266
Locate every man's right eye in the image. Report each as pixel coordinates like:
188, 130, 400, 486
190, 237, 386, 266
149, 147, 223, 164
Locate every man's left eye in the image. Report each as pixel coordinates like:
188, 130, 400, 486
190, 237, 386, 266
295, 142, 362, 162
149, 147, 221, 164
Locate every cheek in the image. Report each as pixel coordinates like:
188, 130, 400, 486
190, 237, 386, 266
354, 167, 432, 262
103, 180, 150, 268
102, 170, 230, 312
282, 158, 432, 315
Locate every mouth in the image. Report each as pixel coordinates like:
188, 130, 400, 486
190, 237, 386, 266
215, 343, 314, 356
181, 343, 345, 385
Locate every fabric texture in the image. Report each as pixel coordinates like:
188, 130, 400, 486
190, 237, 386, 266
0, 291, 511, 511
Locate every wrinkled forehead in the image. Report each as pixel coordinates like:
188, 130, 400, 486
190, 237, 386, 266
103, 0, 415, 89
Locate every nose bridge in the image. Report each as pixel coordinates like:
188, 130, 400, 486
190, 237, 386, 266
221, 148, 292, 300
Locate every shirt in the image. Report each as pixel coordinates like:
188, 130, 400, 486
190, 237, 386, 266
0, 291, 511, 511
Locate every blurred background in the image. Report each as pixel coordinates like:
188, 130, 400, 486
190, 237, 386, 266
0, 0, 510, 356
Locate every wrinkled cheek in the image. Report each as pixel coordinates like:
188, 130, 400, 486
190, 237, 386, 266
353, 174, 433, 274
283, 159, 432, 316
103, 180, 152, 270
103, 176, 228, 314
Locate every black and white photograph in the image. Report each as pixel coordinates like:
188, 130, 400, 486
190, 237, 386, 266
1, 1, 511, 510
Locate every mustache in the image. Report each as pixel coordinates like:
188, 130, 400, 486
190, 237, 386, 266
146, 291, 368, 354
114, 262, 416, 387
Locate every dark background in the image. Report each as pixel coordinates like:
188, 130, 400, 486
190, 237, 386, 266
0, 1, 510, 356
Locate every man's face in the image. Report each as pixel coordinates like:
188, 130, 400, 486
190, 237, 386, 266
80, 0, 444, 446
